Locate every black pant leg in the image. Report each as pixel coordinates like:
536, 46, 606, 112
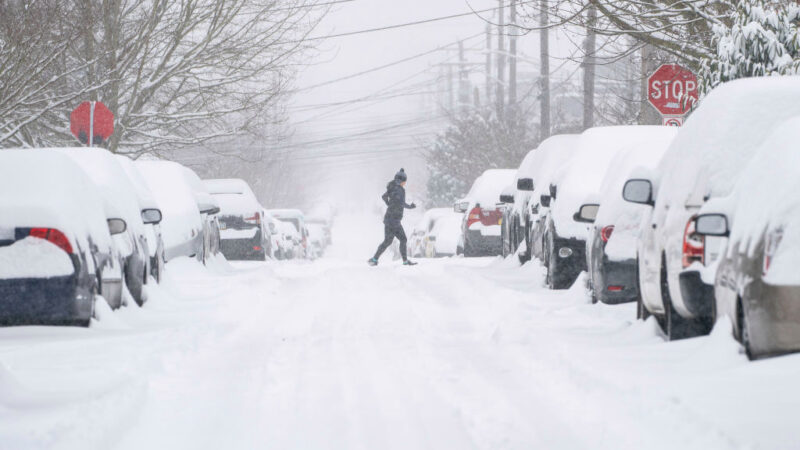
395, 224, 408, 261
373, 223, 395, 259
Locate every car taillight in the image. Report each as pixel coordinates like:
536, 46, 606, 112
29, 228, 73, 254
601, 225, 614, 243
763, 228, 784, 276
244, 212, 262, 226
682, 217, 704, 268
467, 207, 482, 228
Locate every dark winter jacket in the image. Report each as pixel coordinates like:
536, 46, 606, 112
382, 180, 414, 224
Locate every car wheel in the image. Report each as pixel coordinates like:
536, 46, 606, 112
737, 297, 754, 360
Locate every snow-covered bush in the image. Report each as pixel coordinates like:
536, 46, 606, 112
701, 0, 800, 92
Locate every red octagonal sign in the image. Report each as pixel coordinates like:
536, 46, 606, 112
70, 101, 114, 145
647, 64, 698, 116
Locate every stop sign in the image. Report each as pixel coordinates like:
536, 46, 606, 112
647, 64, 698, 116
70, 101, 114, 145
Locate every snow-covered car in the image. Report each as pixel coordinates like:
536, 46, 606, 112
306, 217, 332, 248
180, 168, 221, 263
263, 212, 284, 259
204, 179, 267, 261
409, 208, 451, 257
276, 220, 302, 259
693, 117, 800, 359
268, 209, 308, 258
545, 126, 668, 289
623, 77, 800, 340
114, 155, 166, 283
306, 223, 327, 259
525, 134, 580, 263
54, 148, 153, 307
425, 213, 464, 257
499, 184, 517, 257
586, 128, 677, 304
454, 169, 516, 257
0, 149, 126, 326
135, 161, 210, 263
501, 148, 537, 259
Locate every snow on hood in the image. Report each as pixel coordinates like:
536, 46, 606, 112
655, 76, 800, 237
596, 129, 678, 261
431, 213, 463, 254
0, 149, 113, 255
552, 126, 670, 240
713, 117, 800, 285
464, 169, 516, 208
204, 179, 262, 217
51, 148, 147, 240
135, 160, 203, 249
413, 208, 452, 233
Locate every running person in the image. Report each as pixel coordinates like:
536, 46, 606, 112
368, 168, 417, 266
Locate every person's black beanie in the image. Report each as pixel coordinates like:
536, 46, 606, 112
394, 168, 407, 182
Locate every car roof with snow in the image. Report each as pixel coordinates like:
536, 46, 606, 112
203, 179, 261, 216
269, 209, 305, 220
50, 147, 147, 235
527, 134, 580, 204
414, 208, 452, 232
0, 149, 113, 253
551, 126, 670, 239
464, 169, 517, 208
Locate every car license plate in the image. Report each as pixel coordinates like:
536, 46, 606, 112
219, 223, 227, 230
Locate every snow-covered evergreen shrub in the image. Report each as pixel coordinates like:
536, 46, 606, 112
701, 0, 800, 93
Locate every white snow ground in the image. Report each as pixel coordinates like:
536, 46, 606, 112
1, 213, 799, 450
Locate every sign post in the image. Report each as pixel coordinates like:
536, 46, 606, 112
70, 101, 114, 147
647, 64, 698, 127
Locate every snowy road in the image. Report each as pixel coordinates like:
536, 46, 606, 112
1, 214, 799, 450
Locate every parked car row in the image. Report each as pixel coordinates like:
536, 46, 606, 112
0, 147, 323, 328
497, 76, 800, 360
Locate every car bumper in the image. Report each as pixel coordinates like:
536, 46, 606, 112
220, 234, 265, 260
551, 236, 586, 283
678, 270, 714, 318
0, 274, 92, 325
465, 230, 502, 255
596, 258, 639, 304
747, 283, 800, 357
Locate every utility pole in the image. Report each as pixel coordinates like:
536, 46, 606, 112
639, 43, 662, 124
448, 64, 454, 112
485, 24, 492, 108
582, 4, 597, 130
458, 40, 469, 112
509, 0, 518, 117
496, 0, 505, 120
539, 0, 551, 140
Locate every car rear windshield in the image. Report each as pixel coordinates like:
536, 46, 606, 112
218, 215, 257, 229
278, 218, 301, 232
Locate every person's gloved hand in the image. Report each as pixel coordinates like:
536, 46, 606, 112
409, 202, 417, 209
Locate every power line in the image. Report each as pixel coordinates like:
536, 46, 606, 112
281, 0, 539, 44
293, 32, 483, 93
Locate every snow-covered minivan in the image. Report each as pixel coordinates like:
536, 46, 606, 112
204, 179, 267, 261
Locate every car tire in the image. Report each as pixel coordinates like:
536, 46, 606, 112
636, 294, 650, 321
661, 256, 696, 340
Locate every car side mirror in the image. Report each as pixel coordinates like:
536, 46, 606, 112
549, 184, 557, 199
573, 204, 599, 223
499, 194, 515, 204
540, 195, 551, 208
517, 178, 534, 191
694, 214, 729, 237
622, 179, 654, 206
107, 218, 127, 235
454, 201, 469, 213
141, 208, 162, 225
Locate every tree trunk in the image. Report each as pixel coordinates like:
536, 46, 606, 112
582, 4, 597, 130
539, 0, 551, 141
